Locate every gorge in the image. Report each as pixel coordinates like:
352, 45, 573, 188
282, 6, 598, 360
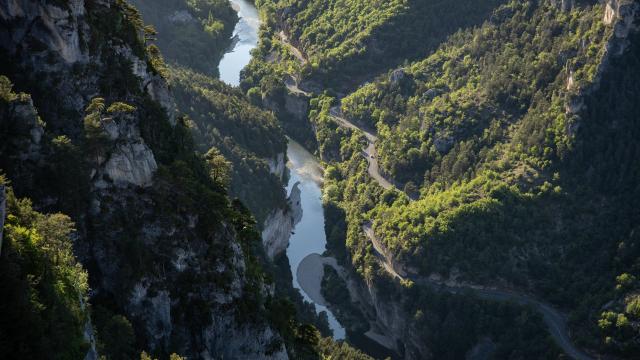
1, 0, 640, 359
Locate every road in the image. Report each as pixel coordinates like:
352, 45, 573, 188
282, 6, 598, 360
278, 31, 308, 64
278, 31, 398, 192
277, 29, 594, 360
327, 106, 399, 190
363, 224, 594, 360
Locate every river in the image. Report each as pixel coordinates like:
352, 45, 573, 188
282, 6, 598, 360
218, 0, 260, 86
218, 1, 347, 340
285, 140, 346, 339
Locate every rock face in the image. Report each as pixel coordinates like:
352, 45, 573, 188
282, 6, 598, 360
551, 0, 574, 12
565, 0, 638, 119
0, 0, 87, 64
102, 142, 157, 187
262, 182, 303, 258
328, 266, 431, 359
1, 1, 290, 358
389, 69, 406, 87
268, 152, 287, 181
284, 92, 309, 122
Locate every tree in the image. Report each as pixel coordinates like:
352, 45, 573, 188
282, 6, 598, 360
205, 147, 232, 188
84, 98, 110, 164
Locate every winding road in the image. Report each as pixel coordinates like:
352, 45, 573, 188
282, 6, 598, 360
277, 31, 594, 360
363, 224, 593, 360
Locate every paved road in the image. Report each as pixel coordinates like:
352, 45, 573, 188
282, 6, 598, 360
278, 32, 398, 192
328, 106, 398, 191
363, 224, 594, 360
278, 30, 594, 360
278, 31, 307, 64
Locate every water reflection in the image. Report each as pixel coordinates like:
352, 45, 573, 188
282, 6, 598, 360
286, 140, 346, 339
219, 0, 260, 85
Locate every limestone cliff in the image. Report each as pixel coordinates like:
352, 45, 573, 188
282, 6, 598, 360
262, 182, 303, 258
0, 1, 289, 358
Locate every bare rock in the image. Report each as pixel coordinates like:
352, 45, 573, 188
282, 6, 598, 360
261, 182, 303, 258
103, 142, 158, 187
389, 68, 406, 87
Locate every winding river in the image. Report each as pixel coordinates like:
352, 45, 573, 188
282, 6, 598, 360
218, 1, 347, 340
219, 0, 260, 86
285, 140, 346, 339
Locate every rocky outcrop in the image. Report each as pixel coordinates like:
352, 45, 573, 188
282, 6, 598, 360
328, 265, 430, 359
80, 297, 99, 360
202, 315, 288, 360
168, 10, 195, 24
268, 152, 287, 181
2, 1, 290, 358
566, 0, 638, 117
262, 182, 303, 258
284, 92, 309, 122
551, 0, 575, 12
389, 69, 406, 87
102, 142, 157, 187
0, 0, 87, 64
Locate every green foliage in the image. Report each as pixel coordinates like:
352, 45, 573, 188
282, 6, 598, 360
316, 337, 373, 360
93, 306, 136, 360
146, 44, 169, 78
128, 0, 237, 75
205, 147, 233, 188
168, 65, 288, 223
0, 189, 90, 359
287, 0, 640, 357
83, 98, 115, 164
0, 75, 17, 102
248, 0, 506, 89
107, 102, 137, 114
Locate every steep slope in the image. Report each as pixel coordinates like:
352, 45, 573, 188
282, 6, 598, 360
0, 0, 307, 358
128, 0, 237, 75
167, 66, 299, 258
130, 0, 300, 259
246, 0, 507, 91
0, 179, 96, 360
246, 0, 640, 358
319, 0, 640, 358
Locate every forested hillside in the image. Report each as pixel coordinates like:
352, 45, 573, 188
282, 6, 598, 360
250, 0, 506, 88
129, 0, 237, 74
332, 2, 640, 355
0, 0, 376, 358
131, 0, 292, 226
246, 0, 640, 358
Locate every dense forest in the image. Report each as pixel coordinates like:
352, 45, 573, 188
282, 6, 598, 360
2, 0, 639, 358
129, 0, 238, 74
244, 0, 640, 358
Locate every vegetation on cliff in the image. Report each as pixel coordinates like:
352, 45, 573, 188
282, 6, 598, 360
129, 0, 237, 74
247, 0, 640, 357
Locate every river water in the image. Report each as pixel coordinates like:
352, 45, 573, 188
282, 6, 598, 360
285, 140, 346, 339
218, 0, 260, 86
218, 1, 346, 340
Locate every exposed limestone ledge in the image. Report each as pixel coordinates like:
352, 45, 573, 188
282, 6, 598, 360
565, 0, 638, 116
102, 142, 158, 188
267, 152, 286, 180
261, 182, 303, 258
0, 0, 87, 64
